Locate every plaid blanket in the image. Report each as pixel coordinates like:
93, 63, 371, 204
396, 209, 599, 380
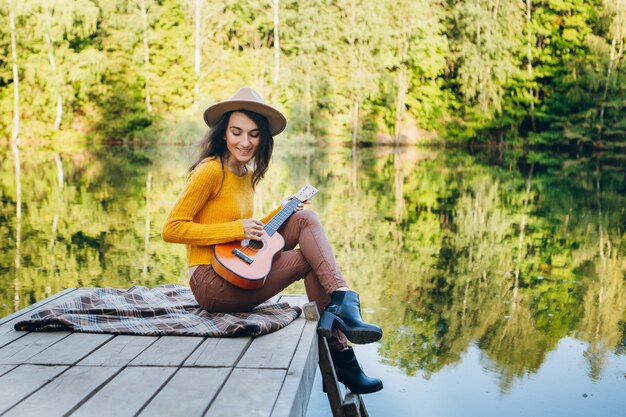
13, 284, 302, 337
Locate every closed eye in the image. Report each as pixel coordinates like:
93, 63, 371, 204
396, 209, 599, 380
229, 127, 260, 138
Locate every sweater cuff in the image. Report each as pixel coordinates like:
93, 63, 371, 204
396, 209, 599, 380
261, 206, 283, 224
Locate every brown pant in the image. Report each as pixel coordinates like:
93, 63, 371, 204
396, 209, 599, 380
190, 209, 348, 350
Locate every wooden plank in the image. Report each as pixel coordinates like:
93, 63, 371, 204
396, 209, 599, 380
206, 368, 286, 417
129, 335, 204, 366
343, 392, 369, 417
138, 367, 230, 417
78, 335, 158, 366
317, 336, 344, 417
71, 366, 176, 417
184, 337, 251, 367
271, 319, 319, 417
0, 365, 68, 414
0, 331, 70, 365
26, 332, 113, 365
0, 364, 15, 377
0, 290, 321, 417
0, 288, 97, 351
0, 288, 77, 326
268, 295, 281, 303
277, 295, 310, 309
238, 319, 306, 369
3, 365, 120, 417
0, 289, 90, 350
0, 328, 26, 350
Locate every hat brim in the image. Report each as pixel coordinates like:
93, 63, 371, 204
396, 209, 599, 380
203, 99, 287, 136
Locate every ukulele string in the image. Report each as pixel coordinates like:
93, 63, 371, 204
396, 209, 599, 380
236, 195, 304, 258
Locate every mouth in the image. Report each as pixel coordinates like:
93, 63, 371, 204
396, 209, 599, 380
236, 148, 254, 157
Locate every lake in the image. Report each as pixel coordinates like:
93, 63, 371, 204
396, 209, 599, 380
1, 142, 624, 417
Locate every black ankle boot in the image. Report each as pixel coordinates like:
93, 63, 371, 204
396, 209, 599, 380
317, 290, 383, 344
328, 347, 383, 394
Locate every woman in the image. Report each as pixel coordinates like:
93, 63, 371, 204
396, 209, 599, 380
162, 87, 383, 394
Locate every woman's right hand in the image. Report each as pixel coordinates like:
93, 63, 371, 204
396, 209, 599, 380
242, 218, 265, 241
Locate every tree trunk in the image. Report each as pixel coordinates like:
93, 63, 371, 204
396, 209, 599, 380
598, 0, 623, 140
54, 152, 64, 189
395, 63, 406, 145
12, 145, 21, 255
351, 99, 359, 147
273, 0, 280, 86
50, 153, 63, 250
513, 163, 534, 312
344, 0, 359, 147
11, 110, 22, 310
44, 0, 62, 130
393, 147, 404, 224
13, 142, 21, 311
476, 0, 483, 98
194, 0, 201, 107
140, 0, 152, 112
526, 0, 536, 131
9, 0, 20, 143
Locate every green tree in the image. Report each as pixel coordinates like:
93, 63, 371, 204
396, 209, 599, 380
446, 0, 525, 137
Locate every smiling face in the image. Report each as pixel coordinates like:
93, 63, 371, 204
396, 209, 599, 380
225, 111, 261, 173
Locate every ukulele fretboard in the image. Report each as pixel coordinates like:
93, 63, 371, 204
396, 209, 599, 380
264, 198, 301, 236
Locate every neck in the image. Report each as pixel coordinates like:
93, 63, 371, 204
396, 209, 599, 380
225, 156, 247, 176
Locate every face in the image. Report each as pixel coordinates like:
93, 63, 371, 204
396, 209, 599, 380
225, 111, 261, 167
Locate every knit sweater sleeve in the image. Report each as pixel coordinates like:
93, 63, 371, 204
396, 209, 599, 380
261, 205, 283, 224
162, 160, 245, 245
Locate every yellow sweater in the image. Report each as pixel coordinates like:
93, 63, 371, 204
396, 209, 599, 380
162, 158, 280, 267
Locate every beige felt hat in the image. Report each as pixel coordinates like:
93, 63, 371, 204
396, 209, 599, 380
203, 87, 287, 136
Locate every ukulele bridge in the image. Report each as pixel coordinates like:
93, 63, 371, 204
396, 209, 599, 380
232, 249, 253, 264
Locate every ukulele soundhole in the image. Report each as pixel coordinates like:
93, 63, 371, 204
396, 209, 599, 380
247, 240, 264, 250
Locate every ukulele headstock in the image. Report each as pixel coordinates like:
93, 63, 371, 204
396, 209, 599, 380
293, 184, 319, 202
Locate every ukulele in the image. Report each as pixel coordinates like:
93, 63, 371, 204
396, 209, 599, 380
212, 184, 319, 290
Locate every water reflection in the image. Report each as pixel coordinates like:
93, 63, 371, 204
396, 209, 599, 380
0, 143, 624, 415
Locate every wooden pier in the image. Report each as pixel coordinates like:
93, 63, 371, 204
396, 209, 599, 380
0, 289, 318, 417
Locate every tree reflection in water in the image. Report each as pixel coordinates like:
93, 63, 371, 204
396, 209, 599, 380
0, 143, 624, 400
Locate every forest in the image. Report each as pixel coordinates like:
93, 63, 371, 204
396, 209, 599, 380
1, 0, 624, 147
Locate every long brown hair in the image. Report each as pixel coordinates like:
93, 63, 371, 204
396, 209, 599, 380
189, 110, 274, 189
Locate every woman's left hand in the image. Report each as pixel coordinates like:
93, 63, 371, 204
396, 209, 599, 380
281, 196, 311, 212
294, 199, 310, 212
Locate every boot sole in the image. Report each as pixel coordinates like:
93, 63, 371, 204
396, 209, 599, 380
323, 381, 384, 395
346, 381, 384, 394
343, 328, 382, 344
317, 312, 382, 344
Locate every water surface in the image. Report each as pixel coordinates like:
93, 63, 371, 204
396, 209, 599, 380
1, 143, 624, 416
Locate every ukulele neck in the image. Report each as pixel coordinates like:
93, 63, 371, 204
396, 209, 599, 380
264, 198, 301, 236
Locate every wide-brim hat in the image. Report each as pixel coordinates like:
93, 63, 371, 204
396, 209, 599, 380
203, 87, 287, 136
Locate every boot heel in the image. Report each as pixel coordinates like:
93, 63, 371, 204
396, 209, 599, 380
317, 311, 335, 338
